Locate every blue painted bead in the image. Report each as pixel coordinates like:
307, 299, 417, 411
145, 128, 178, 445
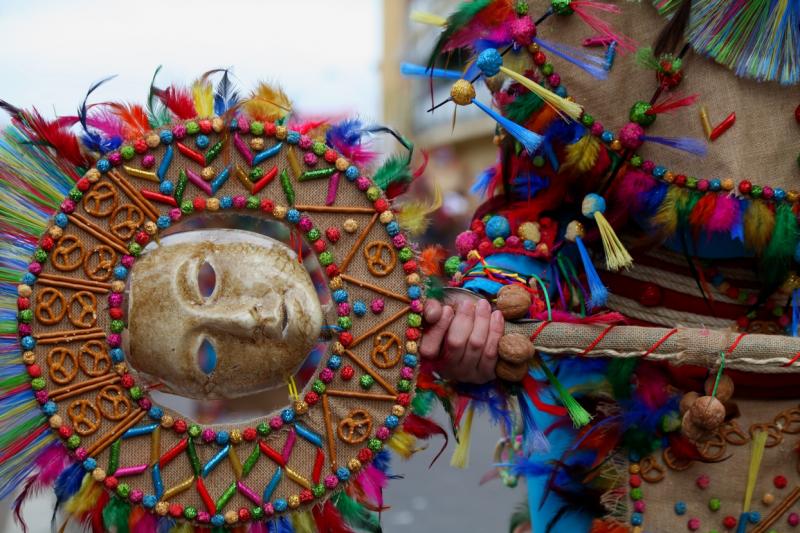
386, 221, 400, 236
600, 131, 614, 143
195, 134, 209, 149
159, 130, 174, 144
148, 407, 163, 420
353, 301, 367, 316
485, 215, 511, 239
21, 336, 35, 350
629, 451, 641, 462
83, 458, 97, 471
215, 431, 229, 445
344, 166, 359, 180
555, 85, 568, 97
476, 48, 503, 77
333, 290, 348, 303
774, 188, 786, 201
109, 349, 124, 364
631, 512, 643, 526
96, 159, 111, 173
748, 511, 760, 523
286, 131, 301, 144
403, 354, 418, 367
407, 286, 421, 299
211, 515, 225, 527
43, 401, 57, 416
156, 215, 170, 229
653, 166, 667, 178
336, 466, 350, 481
142, 495, 157, 508
287, 209, 300, 223
327, 355, 342, 370
22, 273, 36, 286
159, 180, 174, 195
385, 415, 399, 429
220, 196, 233, 209
709, 178, 721, 191
523, 240, 536, 251
273, 499, 288, 512
113, 266, 128, 280
281, 409, 295, 423
711, 273, 724, 285
674, 501, 687, 515
55, 213, 68, 228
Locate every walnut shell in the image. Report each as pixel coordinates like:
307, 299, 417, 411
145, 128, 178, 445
689, 395, 726, 430
498, 333, 535, 364
496, 284, 532, 320
681, 411, 714, 442
495, 359, 529, 382
703, 374, 734, 403
679, 391, 699, 416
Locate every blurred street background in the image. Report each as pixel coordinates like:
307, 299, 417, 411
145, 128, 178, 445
0, 0, 518, 530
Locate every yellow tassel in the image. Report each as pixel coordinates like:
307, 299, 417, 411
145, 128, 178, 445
191, 79, 214, 118
450, 402, 475, 469
387, 429, 419, 459
410, 11, 446, 26
744, 199, 775, 254
595, 210, 633, 271
561, 135, 600, 174
291, 510, 316, 533
64, 474, 101, 516
396, 182, 442, 236
742, 430, 768, 512
498, 66, 584, 121
245, 82, 292, 122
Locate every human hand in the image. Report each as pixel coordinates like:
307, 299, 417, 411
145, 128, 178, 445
419, 298, 504, 384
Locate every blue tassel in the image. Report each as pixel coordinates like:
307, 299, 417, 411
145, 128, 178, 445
574, 237, 608, 308
518, 390, 550, 455
534, 38, 608, 80
640, 135, 708, 156
400, 62, 465, 79
792, 289, 799, 336
471, 98, 543, 154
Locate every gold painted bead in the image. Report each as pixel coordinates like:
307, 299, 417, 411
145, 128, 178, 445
250, 137, 266, 151
211, 117, 224, 133
155, 501, 169, 516
467, 250, 481, 261
48, 226, 64, 239
405, 341, 418, 354
273, 205, 287, 219
111, 281, 126, 293
335, 158, 349, 172
201, 167, 216, 181
527, 43, 540, 53
564, 220, 584, 242
331, 342, 345, 355
144, 221, 158, 235
329, 276, 343, 290
288, 495, 301, 509
517, 221, 540, 243
629, 464, 640, 474
763, 493, 774, 505
206, 198, 220, 211
632, 527, 643, 533
789, 190, 800, 203
160, 414, 174, 428
22, 351, 36, 365
275, 126, 287, 140
379, 210, 394, 224
85, 168, 101, 183
49, 415, 62, 428
92, 468, 106, 481
610, 140, 622, 151
343, 219, 358, 233
18, 284, 31, 298
721, 178, 735, 191
113, 363, 128, 374
663, 171, 675, 183
224, 510, 238, 524
348, 458, 362, 471
392, 405, 405, 417
406, 273, 421, 285
229, 429, 242, 444
145, 133, 161, 148
294, 400, 309, 415
450, 80, 476, 106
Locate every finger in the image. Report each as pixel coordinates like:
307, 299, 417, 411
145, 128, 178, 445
423, 299, 443, 325
459, 299, 491, 381
476, 310, 504, 383
419, 305, 454, 360
442, 299, 475, 371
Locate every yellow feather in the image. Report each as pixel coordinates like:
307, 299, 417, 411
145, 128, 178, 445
169, 523, 194, 533
651, 187, 684, 237
387, 429, 419, 459
395, 182, 442, 236
410, 11, 446, 26
561, 135, 600, 174
499, 66, 584, 120
291, 510, 316, 533
245, 82, 292, 122
450, 403, 474, 469
64, 474, 101, 516
191, 79, 214, 118
744, 199, 775, 254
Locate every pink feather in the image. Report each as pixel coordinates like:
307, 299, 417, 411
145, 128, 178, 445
611, 170, 656, 214
636, 364, 671, 409
706, 193, 740, 235
13, 443, 69, 531
86, 110, 125, 140
355, 465, 388, 510
248, 520, 269, 533
570, 2, 637, 52
130, 508, 158, 533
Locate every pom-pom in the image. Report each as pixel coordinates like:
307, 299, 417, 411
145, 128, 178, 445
455, 231, 480, 255
476, 48, 504, 77
485, 215, 511, 239
619, 122, 645, 150
509, 17, 536, 46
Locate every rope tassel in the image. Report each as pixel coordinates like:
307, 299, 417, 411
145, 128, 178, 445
582, 193, 632, 271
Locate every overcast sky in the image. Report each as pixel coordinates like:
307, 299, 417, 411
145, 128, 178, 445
0, 0, 383, 125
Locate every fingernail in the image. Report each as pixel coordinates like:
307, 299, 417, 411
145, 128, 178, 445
476, 298, 490, 315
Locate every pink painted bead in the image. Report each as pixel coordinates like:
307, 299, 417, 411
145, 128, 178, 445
401, 367, 414, 379
108, 293, 123, 307
138, 398, 152, 410
762, 186, 774, 199
375, 426, 390, 440
298, 216, 313, 232
269, 417, 283, 429
392, 234, 407, 248
107, 152, 122, 166
410, 300, 423, 313
746, 293, 758, 306
169, 208, 182, 221
34, 390, 48, 403
590, 122, 604, 136
696, 179, 709, 192
298, 135, 312, 150
75, 447, 88, 460
695, 474, 710, 490
337, 302, 351, 316
371, 299, 385, 314
779, 314, 791, 327
303, 152, 318, 166
201, 428, 215, 443
262, 503, 275, 517
356, 177, 370, 191
320, 368, 335, 383
172, 124, 187, 139
641, 160, 655, 173
121, 255, 135, 268
506, 235, 521, 248
197, 511, 211, 523
107, 334, 122, 347
633, 500, 645, 513
237, 118, 250, 133
789, 512, 800, 526
129, 489, 143, 503
455, 231, 480, 256
324, 475, 338, 489
28, 262, 42, 275
142, 154, 156, 168
60, 199, 76, 213
233, 195, 247, 208
687, 517, 700, 531
619, 122, 645, 150
510, 16, 536, 46
18, 324, 32, 336
548, 73, 561, 87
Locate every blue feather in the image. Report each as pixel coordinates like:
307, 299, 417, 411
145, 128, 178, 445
156, 517, 175, 533
371, 449, 392, 475
640, 135, 708, 156
326, 118, 366, 149
470, 165, 496, 197
641, 182, 668, 218
512, 173, 549, 201
275, 516, 294, 533
53, 462, 83, 509
534, 38, 608, 80
213, 69, 240, 116
518, 391, 550, 455
457, 382, 513, 434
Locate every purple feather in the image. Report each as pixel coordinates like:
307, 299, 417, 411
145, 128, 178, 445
640, 134, 708, 156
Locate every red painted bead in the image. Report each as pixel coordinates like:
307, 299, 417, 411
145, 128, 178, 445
264, 122, 277, 136
324, 149, 338, 163
133, 139, 148, 154
738, 180, 752, 195
325, 227, 340, 243
339, 332, 353, 347
76, 178, 91, 192
326, 265, 339, 278
341, 366, 355, 380
168, 503, 183, 518
261, 199, 274, 213
41, 236, 54, 251
27, 364, 41, 377
406, 328, 421, 341
722, 516, 737, 529
470, 219, 485, 234
402, 260, 418, 274
243, 427, 257, 441
374, 199, 389, 212
198, 119, 213, 134
736, 316, 750, 330
109, 308, 124, 320
478, 241, 493, 256
104, 476, 118, 490
17, 297, 30, 310
299, 489, 314, 503
357, 448, 373, 462
313, 240, 327, 253
173, 419, 188, 433
775, 475, 788, 489
193, 197, 206, 211
396, 393, 411, 406
533, 51, 547, 65
674, 174, 687, 187
696, 179, 709, 192
726, 286, 740, 299
120, 374, 135, 388
58, 425, 73, 438
639, 284, 662, 307
238, 508, 251, 521
629, 474, 641, 488
304, 391, 319, 405
135, 231, 150, 245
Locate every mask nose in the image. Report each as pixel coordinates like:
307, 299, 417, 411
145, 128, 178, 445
215, 293, 284, 339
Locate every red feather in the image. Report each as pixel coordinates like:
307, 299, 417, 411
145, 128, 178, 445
88, 489, 109, 533
647, 93, 699, 115
312, 500, 355, 533
103, 102, 150, 139
688, 193, 717, 239
155, 85, 196, 120
402, 413, 449, 466
19, 109, 89, 169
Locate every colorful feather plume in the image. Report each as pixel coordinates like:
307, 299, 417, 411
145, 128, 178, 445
153, 84, 197, 120
396, 183, 442, 237
245, 82, 292, 122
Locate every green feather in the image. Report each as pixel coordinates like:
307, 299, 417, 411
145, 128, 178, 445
334, 492, 382, 533
411, 389, 435, 416
607, 358, 638, 399
424, 276, 445, 301
372, 154, 412, 192
426, 0, 492, 68
503, 91, 544, 124
508, 500, 531, 533
676, 190, 700, 228
102, 495, 131, 533
761, 202, 798, 287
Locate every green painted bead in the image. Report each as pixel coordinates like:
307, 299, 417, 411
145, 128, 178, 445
312, 484, 325, 497
183, 507, 197, 520
318, 251, 333, 266
34, 249, 48, 263
116, 483, 130, 498
686, 177, 697, 189
399, 247, 413, 262
69, 188, 83, 201
581, 114, 594, 127
19, 309, 33, 323
660, 411, 681, 433
708, 497, 720, 511
312, 142, 327, 156
120, 146, 135, 160
312, 380, 326, 394
188, 424, 202, 438
251, 506, 264, 520
532, 155, 545, 167
397, 379, 412, 392
110, 320, 125, 333
773, 305, 784, 317
129, 386, 142, 400
180, 200, 194, 214
359, 375, 374, 389
751, 185, 763, 198
630, 155, 643, 167
630, 487, 643, 500
551, 0, 573, 15
30, 377, 46, 390
67, 435, 81, 449
541, 63, 554, 76
493, 237, 505, 248
246, 196, 259, 209
515, 0, 528, 15
407, 313, 422, 328
629, 101, 656, 126
338, 317, 352, 330
307, 228, 320, 240
250, 121, 264, 135
368, 438, 383, 451
257, 422, 270, 436
444, 256, 461, 276
186, 121, 200, 135
366, 186, 380, 201
128, 242, 142, 257
249, 167, 265, 181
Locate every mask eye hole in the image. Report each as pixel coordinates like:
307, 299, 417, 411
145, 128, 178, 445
198, 261, 216, 299
197, 338, 217, 375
